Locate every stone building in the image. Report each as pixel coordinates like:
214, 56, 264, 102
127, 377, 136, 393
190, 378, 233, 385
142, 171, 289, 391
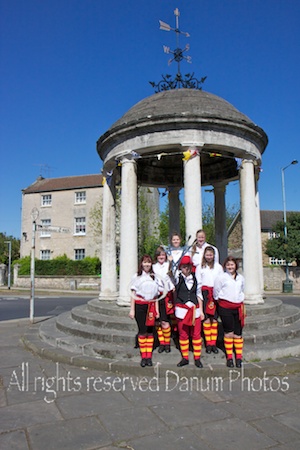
20, 174, 103, 260
228, 210, 299, 267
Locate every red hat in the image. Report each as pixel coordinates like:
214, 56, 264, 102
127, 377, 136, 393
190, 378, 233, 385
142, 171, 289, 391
179, 255, 193, 267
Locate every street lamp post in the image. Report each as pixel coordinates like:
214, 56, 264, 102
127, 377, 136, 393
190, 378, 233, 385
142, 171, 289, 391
281, 159, 298, 292
4, 241, 11, 289
30, 207, 39, 323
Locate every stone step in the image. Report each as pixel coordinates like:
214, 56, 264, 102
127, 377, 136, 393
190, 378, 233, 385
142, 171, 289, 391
243, 298, 283, 316
38, 315, 300, 366
71, 301, 300, 333
245, 303, 300, 330
70, 305, 136, 332
51, 305, 300, 347
55, 311, 136, 345
87, 297, 285, 317
87, 299, 130, 317
243, 319, 300, 344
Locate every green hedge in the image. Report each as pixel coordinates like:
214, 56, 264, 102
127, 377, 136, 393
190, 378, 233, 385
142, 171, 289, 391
14, 255, 101, 276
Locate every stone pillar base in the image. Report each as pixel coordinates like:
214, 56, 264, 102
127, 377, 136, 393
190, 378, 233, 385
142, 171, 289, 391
244, 294, 264, 305
117, 296, 131, 307
98, 292, 118, 302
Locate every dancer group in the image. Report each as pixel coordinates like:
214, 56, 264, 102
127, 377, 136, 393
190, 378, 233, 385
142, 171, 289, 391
129, 229, 245, 369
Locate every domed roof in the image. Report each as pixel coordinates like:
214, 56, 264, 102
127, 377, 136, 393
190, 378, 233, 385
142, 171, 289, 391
97, 88, 268, 187
110, 88, 256, 130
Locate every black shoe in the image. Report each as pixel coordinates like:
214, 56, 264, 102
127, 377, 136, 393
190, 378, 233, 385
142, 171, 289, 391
236, 359, 242, 368
211, 346, 219, 354
158, 345, 165, 353
177, 358, 189, 367
194, 359, 203, 368
226, 358, 234, 368
146, 358, 153, 366
165, 345, 171, 353
206, 345, 212, 354
140, 358, 147, 367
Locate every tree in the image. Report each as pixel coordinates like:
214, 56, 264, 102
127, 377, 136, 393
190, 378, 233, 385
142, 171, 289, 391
0, 232, 20, 265
265, 212, 300, 266
159, 201, 186, 245
159, 201, 238, 247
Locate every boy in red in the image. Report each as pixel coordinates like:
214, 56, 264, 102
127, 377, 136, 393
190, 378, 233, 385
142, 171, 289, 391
175, 256, 204, 368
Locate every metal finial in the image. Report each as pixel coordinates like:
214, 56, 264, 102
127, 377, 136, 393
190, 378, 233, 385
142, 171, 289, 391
150, 8, 206, 92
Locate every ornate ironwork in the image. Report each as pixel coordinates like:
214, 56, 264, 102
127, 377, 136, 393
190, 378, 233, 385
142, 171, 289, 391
150, 8, 206, 92
150, 73, 207, 93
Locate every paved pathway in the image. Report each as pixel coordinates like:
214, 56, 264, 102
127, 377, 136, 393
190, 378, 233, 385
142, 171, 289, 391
0, 318, 300, 449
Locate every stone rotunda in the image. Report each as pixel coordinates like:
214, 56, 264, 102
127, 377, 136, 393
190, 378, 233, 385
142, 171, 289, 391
96, 88, 268, 306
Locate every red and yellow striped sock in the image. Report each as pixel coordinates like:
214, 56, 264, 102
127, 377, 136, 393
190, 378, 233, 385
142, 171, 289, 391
224, 336, 234, 360
203, 322, 212, 346
192, 338, 202, 360
146, 335, 154, 359
179, 339, 189, 360
156, 326, 165, 345
211, 321, 218, 346
138, 335, 147, 359
162, 325, 171, 345
234, 337, 243, 360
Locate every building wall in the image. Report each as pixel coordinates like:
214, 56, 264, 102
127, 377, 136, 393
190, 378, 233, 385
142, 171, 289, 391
20, 186, 103, 260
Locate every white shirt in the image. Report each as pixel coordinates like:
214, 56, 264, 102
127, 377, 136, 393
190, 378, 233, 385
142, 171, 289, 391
191, 242, 219, 267
213, 271, 245, 304
130, 271, 160, 300
152, 261, 175, 292
196, 262, 223, 288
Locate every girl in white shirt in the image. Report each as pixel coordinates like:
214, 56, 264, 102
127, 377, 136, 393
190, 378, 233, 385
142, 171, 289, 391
191, 229, 219, 269
152, 246, 175, 353
129, 255, 160, 367
196, 246, 223, 355
213, 256, 245, 368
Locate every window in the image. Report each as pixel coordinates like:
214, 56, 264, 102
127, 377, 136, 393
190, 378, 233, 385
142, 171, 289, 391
41, 194, 52, 206
41, 219, 51, 237
75, 191, 86, 204
74, 217, 86, 235
75, 249, 85, 260
268, 231, 280, 239
269, 257, 292, 266
40, 250, 51, 260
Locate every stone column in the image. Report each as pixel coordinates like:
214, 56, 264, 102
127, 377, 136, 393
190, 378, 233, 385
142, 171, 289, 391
169, 187, 180, 239
240, 159, 264, 304
214, 182, 228, 264
183, 151, 202, 242
255, 177, 264, 292
118, 157, 138, 306
99, 176, 118, 301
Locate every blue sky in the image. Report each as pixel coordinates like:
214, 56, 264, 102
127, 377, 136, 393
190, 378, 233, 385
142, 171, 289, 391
1, 0, 299, 238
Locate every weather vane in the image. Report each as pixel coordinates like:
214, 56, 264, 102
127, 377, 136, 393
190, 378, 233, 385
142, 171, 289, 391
149, 8, 206, 92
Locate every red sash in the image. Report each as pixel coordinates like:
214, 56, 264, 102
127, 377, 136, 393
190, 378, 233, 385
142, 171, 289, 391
146, 301, 156, 326
218, 299, 246, 327
135, 295, 157, 326
202, 286, 216, 315
177, 303, 199, 326
165, 291, 175, 315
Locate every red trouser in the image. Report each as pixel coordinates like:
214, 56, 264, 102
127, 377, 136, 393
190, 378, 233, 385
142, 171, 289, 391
177, 316, 201, 340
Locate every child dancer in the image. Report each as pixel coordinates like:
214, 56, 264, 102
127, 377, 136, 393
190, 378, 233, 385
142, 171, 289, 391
191, 229, 219, 269
175, 256, 204, 368
129, 255, 160, 367
196, 246, 223, 354
213, 256, 245, 368
153, 246, 175, 353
